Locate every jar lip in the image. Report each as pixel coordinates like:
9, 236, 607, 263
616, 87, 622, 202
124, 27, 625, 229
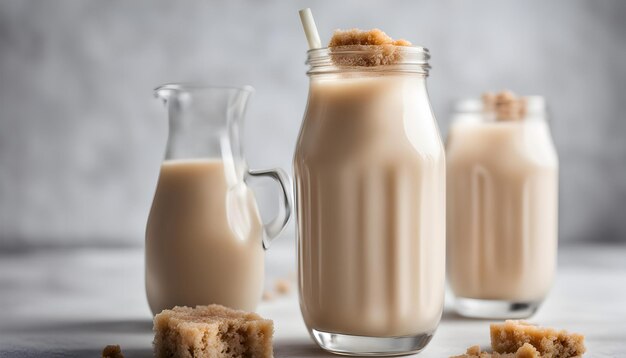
306, 46, 431, 75
154, 83, 255, 96
454, 96, 546, 113
453, 96, 548, 122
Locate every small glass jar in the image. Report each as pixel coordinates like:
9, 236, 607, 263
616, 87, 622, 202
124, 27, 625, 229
293, 46, 445, 356
446, 96, 558, 318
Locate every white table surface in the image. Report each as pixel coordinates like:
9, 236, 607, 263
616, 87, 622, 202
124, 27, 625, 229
0, 242, 624, 357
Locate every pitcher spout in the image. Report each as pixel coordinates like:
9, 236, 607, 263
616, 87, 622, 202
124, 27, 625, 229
154, 83, 254, 103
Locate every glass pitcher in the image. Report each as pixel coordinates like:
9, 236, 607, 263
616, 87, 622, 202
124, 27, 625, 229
146, 84, 292, 315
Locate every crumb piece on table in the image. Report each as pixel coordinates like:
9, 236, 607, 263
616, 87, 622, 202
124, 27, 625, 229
262, 290, 274, 301
450, 343, 539, 357
102, 344, 124, 358
451, 320, 585, 358
153, 304, 273, 358
275, 278, 291, 295
491, 320, 585, 358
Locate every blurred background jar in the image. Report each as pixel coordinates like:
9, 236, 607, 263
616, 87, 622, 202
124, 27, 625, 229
446, 93, 558, 318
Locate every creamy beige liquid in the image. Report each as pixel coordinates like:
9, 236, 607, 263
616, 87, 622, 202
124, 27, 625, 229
294, 75, 446, 337
146, 159, 264, 315
446, 120, 558, 301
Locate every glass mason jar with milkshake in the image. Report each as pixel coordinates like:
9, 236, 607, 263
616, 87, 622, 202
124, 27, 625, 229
294, 13, 446, 356
446, 92, 559, 319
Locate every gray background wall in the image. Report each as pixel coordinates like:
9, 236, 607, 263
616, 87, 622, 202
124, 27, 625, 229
0, 0, 625, 248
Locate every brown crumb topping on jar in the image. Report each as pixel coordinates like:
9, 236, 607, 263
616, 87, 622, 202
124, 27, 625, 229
328, 28, 412, 66
483, 91, 527, 121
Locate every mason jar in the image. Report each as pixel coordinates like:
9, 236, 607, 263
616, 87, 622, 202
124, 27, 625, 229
446, 95, 558, 318
293, 46, 446, 356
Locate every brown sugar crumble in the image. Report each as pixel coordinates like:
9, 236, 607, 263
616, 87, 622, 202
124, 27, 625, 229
153, 304, 274, 358
102, 344, 124, 358
328, 28, 412, 66
274, 278, 291, 295
262, 275, 295, 301
451, 321, 585, 358
261, 290, 274, 301
491, 320, 585, 358
451, 343, 540, 358
482, 91, 527, 121
329, 28, 411, 47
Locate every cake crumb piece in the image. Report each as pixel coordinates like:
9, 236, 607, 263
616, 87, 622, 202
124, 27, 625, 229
262, 290, 274, 301
451, 343, 539, 357
491, 320, 586, 358
328, 28, 412, 66
154, 304, 274, 358
102, 345, 124, 358
329, 28, 411, 47
275, 278, 291, 295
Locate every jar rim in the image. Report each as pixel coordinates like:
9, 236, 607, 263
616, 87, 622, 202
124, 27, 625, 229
306, 46, 431, 75
454, 96, 546, 113
453, 96, 548, 122
306, 45, 430, 55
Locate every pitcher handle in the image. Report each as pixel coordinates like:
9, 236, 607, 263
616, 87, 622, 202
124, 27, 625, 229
246, 168, 293, 249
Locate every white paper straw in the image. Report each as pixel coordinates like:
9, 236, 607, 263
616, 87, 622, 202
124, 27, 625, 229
298, 8, 322, 50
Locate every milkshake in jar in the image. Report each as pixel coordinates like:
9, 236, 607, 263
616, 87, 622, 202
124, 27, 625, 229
294, 28, 446, 356
446, 92, 559, 319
